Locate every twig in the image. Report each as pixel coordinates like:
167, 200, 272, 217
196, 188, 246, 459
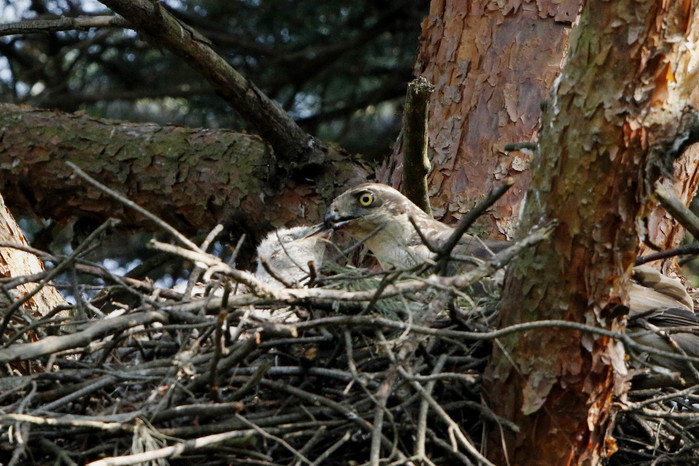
156, 221, 546, 310
150, 402, 244, 424
258, 378, 411, 463
296, 425, 327, 466
209, 309, 227, 401
186, 338, 258, 393
340, 225, 386, 256
0, 310, 169, 362
86, 428, 259, 465
416, 354, 448, 460
227, 233, 247, 266
369, 364, 396, 466
310, 431, 352, 466
295, 315, 699, 366
0, 15, 130, 36
36, 438, 79, 466
66, 161, 200, 251
625, 384, 699, 410
235, 414, 313, 465
148, 239, 281, 298
427, 428, 475, 465
0, 218, 119, 340
400, 364, 494, 466
408, 216, 440, 253
184, 224, 224, 297
0, 413, 130, 432
32, 375, 118, 414
377, 332, 493, 466
365, 270, 403, 314
436, 179, 514, 274
229, 362, 272, 401
259, 256, 293, 287
635, 243, 699, 265
655, 185, 699, 240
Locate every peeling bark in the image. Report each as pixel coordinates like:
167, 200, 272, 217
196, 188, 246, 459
639, 150, 699, 275
484, 1, 699, 464
0, 193, 66, 336
378, 0, 582, 238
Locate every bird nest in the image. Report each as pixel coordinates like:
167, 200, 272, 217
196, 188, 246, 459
1, 227, 698, 466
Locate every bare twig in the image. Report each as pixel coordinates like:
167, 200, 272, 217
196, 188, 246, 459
636, 243, 699, 265
87, 429, 259, 465
148, 239, 281, 298
236, 414, 313, 465
67, 162, 200, 251
436, 179, 514, 274
0, 217, 119, 340
0, 413, 130, 432
0, 15, 129, 36
377, 331, 494, 466
208, 309, 227, 401
416, 354, 448, 460
310, 431, 351, 466
369, 362, 396, 466
295, 315, 699, 366
655, 185, 699, 240
0, 310, 169, 362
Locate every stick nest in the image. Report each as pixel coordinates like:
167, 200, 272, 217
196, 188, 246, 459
1, 234, 698, 465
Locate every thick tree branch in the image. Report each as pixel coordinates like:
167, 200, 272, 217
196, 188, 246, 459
0, 103, 367, 238
98, 0, 324, 166
401, 76, 433, 215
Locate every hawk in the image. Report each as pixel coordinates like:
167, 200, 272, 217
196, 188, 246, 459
322, 183, 502, 270
322, 182, 699, 382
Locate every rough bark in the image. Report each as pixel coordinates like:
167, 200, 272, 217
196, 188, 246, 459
0, 194, 66, 320
401, 77, 434, 215
484, 2, 699, 465
0, 104, 368, 239
378, 0, 582, 238
639, 150, 699, 275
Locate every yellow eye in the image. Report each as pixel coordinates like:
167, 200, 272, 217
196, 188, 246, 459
358, 192, 374, 207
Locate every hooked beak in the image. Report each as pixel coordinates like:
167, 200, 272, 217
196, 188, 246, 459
302, 222, 333, 239
323, 210, 355, 231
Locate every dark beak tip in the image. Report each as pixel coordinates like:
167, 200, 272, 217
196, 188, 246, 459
323, 211, 338, 229
302, 223, 327, 239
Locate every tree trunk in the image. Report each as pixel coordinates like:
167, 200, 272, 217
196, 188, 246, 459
484, 2, 699, 464
0, 192, 66, 354
378, 0, 582, 238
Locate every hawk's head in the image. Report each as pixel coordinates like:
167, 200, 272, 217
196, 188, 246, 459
323, 183, 433, 235
323, 183, 451, 268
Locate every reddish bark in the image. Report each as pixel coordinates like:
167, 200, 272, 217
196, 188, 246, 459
378, 0, 582, 238
484, 1, 699, 464
0, 194, 65, 316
